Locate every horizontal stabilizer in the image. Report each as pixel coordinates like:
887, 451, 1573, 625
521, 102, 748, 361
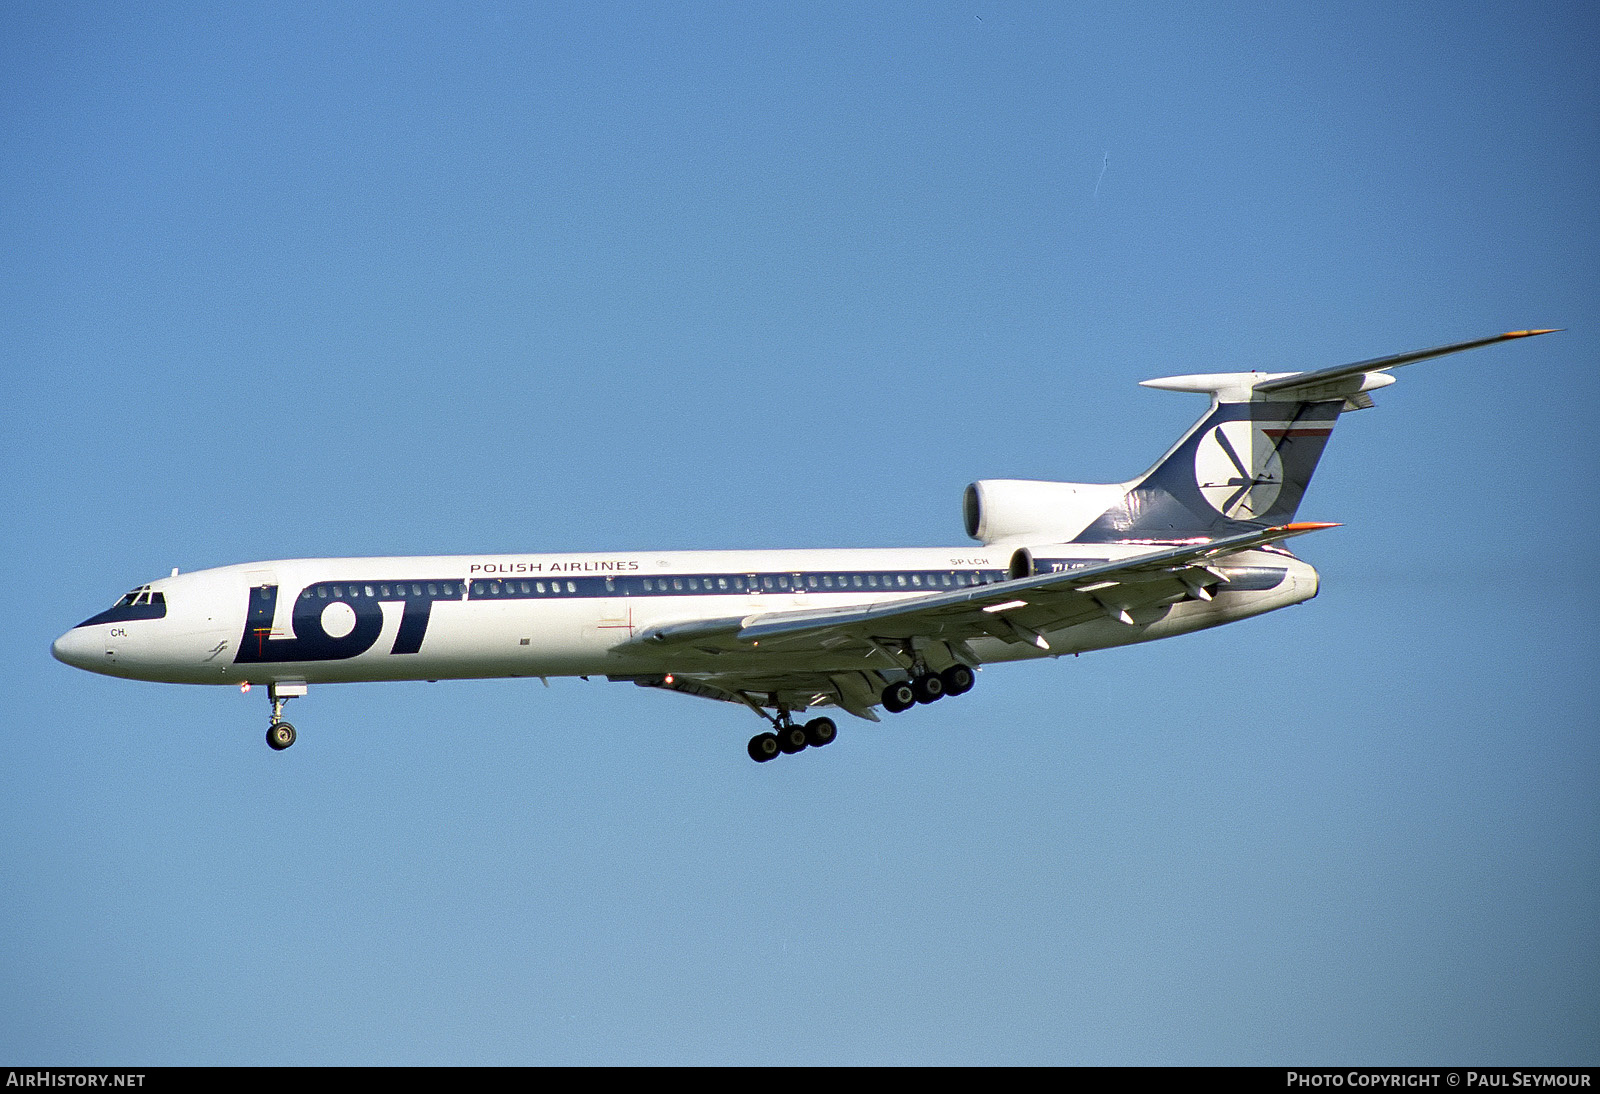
1253, 329, 1560, 397
1140, 329, 1560, 404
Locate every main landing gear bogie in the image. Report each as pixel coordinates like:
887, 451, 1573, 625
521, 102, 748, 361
881, 664, 975, 714
748, 716, 837, 763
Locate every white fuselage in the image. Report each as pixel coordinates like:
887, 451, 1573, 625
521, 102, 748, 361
52, 544, 1318, 688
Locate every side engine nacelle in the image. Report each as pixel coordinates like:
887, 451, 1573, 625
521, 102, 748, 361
963, 479, 1127, 546
1005, 544, 1098, 580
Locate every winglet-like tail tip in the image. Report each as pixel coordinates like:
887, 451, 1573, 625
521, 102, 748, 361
1505, 328, 1563, 337
1279, 521, 1342, 533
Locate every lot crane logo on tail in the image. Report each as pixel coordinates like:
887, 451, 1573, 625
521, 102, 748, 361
1195, 421, 1284, 518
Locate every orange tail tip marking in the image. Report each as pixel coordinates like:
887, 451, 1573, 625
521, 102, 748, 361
1504, 329, 1563, 337
1278, 522, 1342, 532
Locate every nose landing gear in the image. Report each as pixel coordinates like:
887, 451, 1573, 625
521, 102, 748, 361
264, 681, 307, 751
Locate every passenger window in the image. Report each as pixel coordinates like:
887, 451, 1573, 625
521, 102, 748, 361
852, 575, 862, 588
673, 578, 683, 591
687, 578, 698, 591
317, 587, 328, 599
718, 577, 728, 590
536, 582, 546, 593
566, 581, 576, 593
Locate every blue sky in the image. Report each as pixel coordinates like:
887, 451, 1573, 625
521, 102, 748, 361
3, 1, 1596, 1064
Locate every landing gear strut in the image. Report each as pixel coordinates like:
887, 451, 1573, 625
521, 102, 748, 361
265, 681, 307, 751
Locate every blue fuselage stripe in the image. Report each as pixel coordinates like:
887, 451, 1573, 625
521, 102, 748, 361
465, 569, 1013, 600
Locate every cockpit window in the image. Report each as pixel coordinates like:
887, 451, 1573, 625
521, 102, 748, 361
76, 586, 168, 628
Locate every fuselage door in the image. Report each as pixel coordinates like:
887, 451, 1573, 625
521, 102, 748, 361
595, 575, 634, 642
241, 569, 283, 659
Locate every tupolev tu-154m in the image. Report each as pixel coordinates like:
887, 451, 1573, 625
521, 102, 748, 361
53, 330, 1557, 761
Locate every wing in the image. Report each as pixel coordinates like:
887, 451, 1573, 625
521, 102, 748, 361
620, 521, 1337, 670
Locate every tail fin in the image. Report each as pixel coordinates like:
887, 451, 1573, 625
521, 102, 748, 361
1075, 330, 1558, 543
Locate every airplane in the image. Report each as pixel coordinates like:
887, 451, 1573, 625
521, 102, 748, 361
52, 329, 1557, 762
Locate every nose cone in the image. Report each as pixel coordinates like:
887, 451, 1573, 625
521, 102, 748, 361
52, 626, 100, 671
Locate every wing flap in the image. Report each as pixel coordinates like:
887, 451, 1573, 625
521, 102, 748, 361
611, 668, 890, 722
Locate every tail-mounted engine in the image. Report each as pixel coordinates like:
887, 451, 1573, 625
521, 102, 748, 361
963, 479, 1127, 546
